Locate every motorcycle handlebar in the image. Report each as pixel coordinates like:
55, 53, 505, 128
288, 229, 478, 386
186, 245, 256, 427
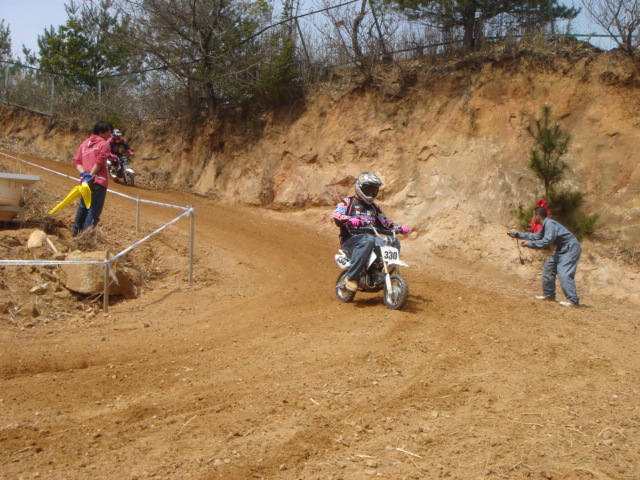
354, 223, 397, 237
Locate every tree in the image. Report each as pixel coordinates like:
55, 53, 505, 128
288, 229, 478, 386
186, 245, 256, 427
117, 0, 271, 115
0, 20, 11, 61
526, 104, 571, 201
581, 0, 640, 57
37, 0, 134, 89
385, 0, 579, 50
256, 0, 303, 106
257, 33, 302, 105
351, 0, 370, 75
39, 20, 99, 88
21, 47, 39, 67
520, 104, 598, 239
317, 0, 393, 78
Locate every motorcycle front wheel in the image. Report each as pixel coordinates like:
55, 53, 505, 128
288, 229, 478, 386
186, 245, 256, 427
335, 271, 356, 303
124, 171, 135, 186
383, 273, 409, 310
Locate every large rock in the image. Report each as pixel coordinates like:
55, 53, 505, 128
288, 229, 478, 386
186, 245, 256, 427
27, 229, 47, 249
61, 251, 135, 296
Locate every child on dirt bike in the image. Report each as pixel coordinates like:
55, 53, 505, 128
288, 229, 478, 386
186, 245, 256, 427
107, 129, 135, 173
333, 172, 410, 292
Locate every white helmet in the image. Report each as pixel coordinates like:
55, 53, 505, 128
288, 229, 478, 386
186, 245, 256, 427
112, 129, 122, 139
355, 172, 383, 204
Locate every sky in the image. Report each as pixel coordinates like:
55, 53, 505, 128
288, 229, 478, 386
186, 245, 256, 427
0, 0, 613, 59
1, 0, 71, 56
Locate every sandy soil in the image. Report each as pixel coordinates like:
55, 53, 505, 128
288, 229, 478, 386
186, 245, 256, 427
1, 154, 639, 480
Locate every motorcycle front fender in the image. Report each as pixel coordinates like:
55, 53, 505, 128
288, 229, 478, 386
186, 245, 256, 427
387, 259, 409, 267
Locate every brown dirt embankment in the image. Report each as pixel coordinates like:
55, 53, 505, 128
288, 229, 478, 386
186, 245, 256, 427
1, 50, 639, 306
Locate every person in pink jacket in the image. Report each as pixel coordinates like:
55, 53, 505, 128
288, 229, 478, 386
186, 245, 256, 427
72, 121, 113, 236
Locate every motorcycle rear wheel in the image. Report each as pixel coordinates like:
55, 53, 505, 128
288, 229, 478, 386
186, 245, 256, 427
335, 271, 356, 303
383, 274, 409, 310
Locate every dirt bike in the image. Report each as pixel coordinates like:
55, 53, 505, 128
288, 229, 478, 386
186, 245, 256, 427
334, 224, 409, 310
107, 155, 135, 186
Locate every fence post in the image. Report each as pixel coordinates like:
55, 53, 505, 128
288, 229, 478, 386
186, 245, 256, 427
49, 74, 55, 117
136, 195, 140, 234
368, 0, 389, 60
189, 206, 194, 284
3, 64, 8, 103
295, 18, 311, 65
103, 251, 110, 313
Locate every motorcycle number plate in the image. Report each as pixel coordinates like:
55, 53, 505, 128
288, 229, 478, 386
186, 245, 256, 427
335, 254, 350, 269
380, 246, 399, 261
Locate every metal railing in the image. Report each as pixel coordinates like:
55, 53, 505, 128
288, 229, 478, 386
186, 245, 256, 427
0, 151, 195, 313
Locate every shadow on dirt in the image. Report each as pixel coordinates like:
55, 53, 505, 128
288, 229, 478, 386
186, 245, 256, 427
143, 288, 184, 307
402, 294, 431, 313
349, 294, 431, 313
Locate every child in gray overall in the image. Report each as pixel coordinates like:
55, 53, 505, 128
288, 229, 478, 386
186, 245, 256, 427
508, 206, 581, 307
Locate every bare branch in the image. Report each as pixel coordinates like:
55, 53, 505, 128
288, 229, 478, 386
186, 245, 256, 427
581, 0, 640, 56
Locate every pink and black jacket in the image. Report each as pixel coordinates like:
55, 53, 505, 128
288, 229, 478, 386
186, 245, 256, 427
333, 196, 397, 245
107, 136, 132, 156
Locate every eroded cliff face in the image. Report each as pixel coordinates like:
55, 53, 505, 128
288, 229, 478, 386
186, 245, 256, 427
1, 51, 639, 304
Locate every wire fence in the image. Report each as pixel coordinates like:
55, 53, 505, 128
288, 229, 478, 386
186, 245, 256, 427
0, 151, 195, 311
0, 0, 631, 123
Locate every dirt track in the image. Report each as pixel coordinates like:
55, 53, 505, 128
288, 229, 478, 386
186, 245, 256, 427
1, 155, 640, 480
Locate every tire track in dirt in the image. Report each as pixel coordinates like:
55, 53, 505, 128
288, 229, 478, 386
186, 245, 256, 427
1, 153, 639, 480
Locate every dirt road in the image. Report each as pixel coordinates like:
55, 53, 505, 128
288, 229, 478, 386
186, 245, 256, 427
1, 154, 639, 480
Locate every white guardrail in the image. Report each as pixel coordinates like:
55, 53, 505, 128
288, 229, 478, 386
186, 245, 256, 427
0, 151, 195, 312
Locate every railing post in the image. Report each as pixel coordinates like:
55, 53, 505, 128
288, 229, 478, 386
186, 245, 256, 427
103, 251, 110, 313
189, 206, 194, 284
136, 195, 140, 234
